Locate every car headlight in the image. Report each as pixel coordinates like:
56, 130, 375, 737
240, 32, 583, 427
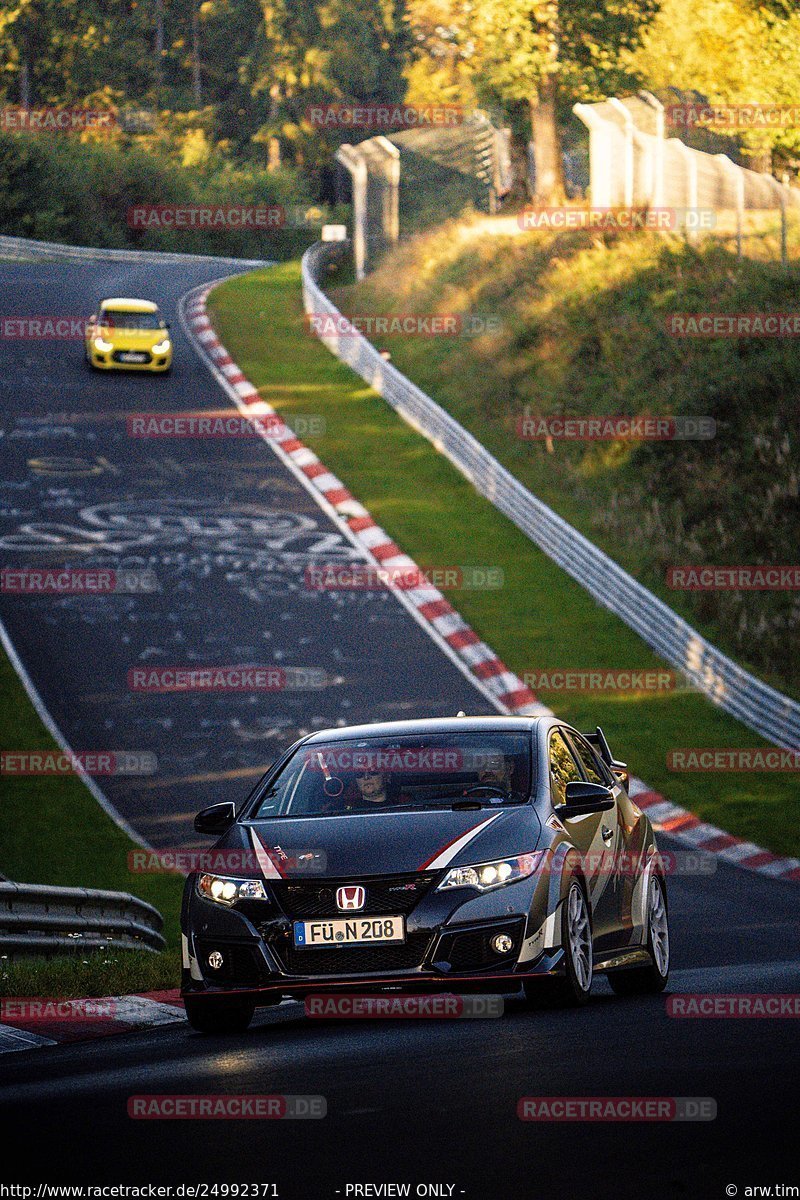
151, 338, 171, 355
197, 873, 268, 906
437, 852, 545, 893
94, 336, 113, 352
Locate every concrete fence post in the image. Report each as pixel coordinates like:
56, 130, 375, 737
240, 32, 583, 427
335, 144, 369, 280
609, 98, 635, 208
764, 173, 788, 267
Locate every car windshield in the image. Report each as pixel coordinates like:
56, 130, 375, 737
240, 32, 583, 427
101, 311, 162, 330
251, 732, 533, 819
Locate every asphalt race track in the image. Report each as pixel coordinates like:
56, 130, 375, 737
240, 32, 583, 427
1, 251, 798, 1199
0, 254, 494, 847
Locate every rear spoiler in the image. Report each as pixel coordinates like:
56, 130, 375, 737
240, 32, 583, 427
583, 726, 629, 792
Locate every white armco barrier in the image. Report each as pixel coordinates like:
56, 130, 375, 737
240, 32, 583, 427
302, 239, 800, 751
0, 233, 267, 269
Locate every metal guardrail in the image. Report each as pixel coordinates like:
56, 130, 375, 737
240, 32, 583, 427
302, 239, 800, 750
0, 882, 166, 956
0, 233, 267, 269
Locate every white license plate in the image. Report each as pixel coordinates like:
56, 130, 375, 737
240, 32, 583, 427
293, 915, 405, 947
120, 351, 147, 362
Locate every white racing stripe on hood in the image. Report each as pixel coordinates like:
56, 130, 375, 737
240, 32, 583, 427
249, 827, 283, 880
423, 813, 504, 870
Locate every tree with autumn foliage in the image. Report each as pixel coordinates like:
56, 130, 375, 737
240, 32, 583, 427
627, 0, 800, 168
406, 0, 660, 202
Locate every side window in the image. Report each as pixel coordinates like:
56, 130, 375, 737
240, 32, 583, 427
569, 732, 612, 786
549, 730, 582, 806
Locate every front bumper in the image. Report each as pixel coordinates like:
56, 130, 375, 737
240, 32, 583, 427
87, 344, 172, 371
181, 870, 561, 1002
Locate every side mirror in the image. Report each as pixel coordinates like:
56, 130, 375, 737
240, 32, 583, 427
194, 801, 236, 836
554, 781, 615, 819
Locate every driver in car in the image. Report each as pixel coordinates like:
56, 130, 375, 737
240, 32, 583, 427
346, 765, 414, 810
354, 767, 391, 806
475, 749, 514, 795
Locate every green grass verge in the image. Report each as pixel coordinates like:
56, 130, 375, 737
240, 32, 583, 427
0, 645, 183, 997
0, 948, 182, 1000
332, 218, 800, 699
208, 261, 799, 860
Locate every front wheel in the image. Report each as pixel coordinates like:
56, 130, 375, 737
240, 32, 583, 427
525, 879, 593, 1008
608, 874, 670, 996
184, 994, 255, 1034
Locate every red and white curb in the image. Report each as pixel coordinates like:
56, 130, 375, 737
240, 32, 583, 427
628, 782, 799, 880
180, 284, 544, 719
179, 283, 800, 886
0, 990, 185, 1054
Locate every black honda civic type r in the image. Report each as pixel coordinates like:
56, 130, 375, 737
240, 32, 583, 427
181, 715, 670, 1032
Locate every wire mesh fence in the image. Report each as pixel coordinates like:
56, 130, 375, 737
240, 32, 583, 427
336, 113, 512, 277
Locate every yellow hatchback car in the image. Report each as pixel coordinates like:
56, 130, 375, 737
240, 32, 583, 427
85, 298, 173, 372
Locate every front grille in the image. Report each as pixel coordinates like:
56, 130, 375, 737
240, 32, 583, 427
276, 929, 434, 977
271, 872, 439, 919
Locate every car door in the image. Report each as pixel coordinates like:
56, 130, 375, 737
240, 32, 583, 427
564, 729, 625, 948
548, 728, 609, 930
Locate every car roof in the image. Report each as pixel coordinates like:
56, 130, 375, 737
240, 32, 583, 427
301, 715, 551, 745
99, 298, 159, 313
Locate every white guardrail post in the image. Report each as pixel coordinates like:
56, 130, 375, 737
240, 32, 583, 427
302, 239, 800, 751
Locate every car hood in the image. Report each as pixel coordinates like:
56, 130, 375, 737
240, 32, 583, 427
100, 326, 166, 346
225, 806, 542, 879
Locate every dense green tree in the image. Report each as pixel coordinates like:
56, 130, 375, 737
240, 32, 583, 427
629, 0, 800, 163
463, 0, 660, 201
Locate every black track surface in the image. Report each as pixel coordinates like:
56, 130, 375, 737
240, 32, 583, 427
0, 256, 493, 847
